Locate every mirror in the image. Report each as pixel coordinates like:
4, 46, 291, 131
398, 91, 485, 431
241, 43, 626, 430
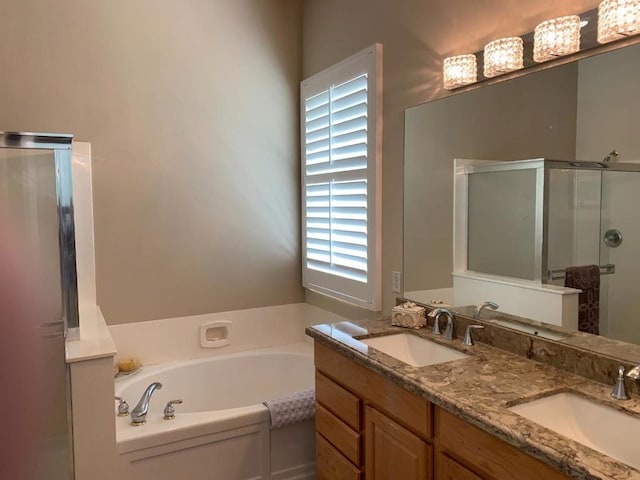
403, 41, 640, 346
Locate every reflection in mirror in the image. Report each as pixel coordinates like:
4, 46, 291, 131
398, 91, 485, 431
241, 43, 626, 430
403, 42, 640, 346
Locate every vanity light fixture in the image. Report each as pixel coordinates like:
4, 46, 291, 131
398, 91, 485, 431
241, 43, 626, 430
483, 37, 524, 78
598, 0, 640, 43
442, 5, 640, 90
534, 15, 581, 62
443, 54, 477, 90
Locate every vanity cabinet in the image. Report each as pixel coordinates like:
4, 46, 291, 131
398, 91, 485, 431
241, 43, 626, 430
435, 408, 569, 480
436, 452, 484, 480
315, 342, 433, 480
365, 406, 431, 480
314, 342, 571, 480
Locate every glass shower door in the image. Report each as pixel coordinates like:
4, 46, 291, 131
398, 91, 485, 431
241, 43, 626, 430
0, 147, 73, 479
599, 170, 640, 343
546, 168, 603, 286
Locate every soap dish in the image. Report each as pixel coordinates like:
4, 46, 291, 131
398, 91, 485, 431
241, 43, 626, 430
114, 365, 143, 382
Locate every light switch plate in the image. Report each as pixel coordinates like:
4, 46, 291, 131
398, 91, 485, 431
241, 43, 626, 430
392, 271, 401, 293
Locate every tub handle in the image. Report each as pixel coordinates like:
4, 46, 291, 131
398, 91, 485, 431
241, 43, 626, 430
163, 399, 183, 420
115, 396, 130, 417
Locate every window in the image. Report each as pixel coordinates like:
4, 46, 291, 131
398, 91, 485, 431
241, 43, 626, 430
301, 44, 382, 310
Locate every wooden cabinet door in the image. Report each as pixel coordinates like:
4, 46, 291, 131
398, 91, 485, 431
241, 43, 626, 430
365, 406, 432, 480
436, 451, 485, 480
316, 434, 362, 480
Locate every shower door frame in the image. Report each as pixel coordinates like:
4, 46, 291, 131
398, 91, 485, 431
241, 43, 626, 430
0, 131, 79, 340
454, 158, 548, 284
454, 158, 640, 285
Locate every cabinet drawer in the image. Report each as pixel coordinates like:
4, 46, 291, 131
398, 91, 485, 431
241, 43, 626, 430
316, 433, 362, 480
315, 342, 432, 439
436, 451, 484, 480
316, 371, 361, 430
316, 403, 361, 466
436, 408, 570, 480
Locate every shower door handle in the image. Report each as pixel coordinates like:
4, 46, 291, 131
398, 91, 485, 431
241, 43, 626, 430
604, 229, 623, 248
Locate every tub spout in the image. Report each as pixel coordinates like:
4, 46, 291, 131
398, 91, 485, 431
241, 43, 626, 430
131, 382, 163, 426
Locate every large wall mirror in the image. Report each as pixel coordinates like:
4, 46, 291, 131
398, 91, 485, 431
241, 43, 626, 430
403, 40, 640, 346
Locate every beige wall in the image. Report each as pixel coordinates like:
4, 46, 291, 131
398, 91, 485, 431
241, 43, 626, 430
0, 0, 304, 324
1, 1, 609, 324
303, 0, 600, 317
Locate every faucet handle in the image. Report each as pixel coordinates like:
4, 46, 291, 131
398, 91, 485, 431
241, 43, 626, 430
611, 366, 629, 400
163, 399, 183, 420
462, 325, 485, 346
115, 396, 130, 416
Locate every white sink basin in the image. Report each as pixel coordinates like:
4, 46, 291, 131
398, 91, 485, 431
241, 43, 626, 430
361, 333, 468, 367
491, 319, 568, 341
509, 392, 640, 470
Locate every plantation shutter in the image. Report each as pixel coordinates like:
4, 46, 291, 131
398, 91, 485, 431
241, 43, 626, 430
301, 44, 382, 310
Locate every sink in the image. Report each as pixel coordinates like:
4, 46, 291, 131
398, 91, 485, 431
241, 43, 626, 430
490, 319, 568, 341
509, 392, 640, 469
360, 333, 468, 367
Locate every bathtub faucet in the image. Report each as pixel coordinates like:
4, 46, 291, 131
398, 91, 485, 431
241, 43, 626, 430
131, 382, 163, 426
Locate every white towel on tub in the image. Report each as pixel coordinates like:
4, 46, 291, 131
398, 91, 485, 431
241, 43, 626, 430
264, 389, 315, 429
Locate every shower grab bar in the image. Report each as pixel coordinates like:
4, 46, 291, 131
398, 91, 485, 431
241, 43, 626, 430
547, 264, 615, 281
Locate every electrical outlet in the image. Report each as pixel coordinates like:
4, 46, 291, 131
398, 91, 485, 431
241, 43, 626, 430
392, 271, 401, 293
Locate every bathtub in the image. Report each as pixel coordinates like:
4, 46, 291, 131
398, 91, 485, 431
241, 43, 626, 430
115, 342, 316, 480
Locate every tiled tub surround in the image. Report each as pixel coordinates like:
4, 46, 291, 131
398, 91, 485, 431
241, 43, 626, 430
306, 318, 640, 480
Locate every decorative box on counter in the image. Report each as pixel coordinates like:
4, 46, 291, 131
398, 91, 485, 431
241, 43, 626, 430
391, 302, 426, 329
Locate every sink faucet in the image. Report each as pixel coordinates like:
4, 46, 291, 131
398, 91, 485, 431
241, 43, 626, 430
131, 382, 163, 426
473, 301, 499, 320
428, 308, 455, 341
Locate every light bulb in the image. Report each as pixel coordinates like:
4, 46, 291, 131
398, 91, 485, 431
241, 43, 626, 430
484, 37, 524, 78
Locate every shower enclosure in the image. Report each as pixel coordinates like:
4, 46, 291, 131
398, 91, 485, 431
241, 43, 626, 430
0, 132, 77, 479
455, 158, 640, 342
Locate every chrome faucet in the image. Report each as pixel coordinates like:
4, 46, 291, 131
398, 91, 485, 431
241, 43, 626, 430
612, 366, 629, 400
115, 396, 130, 417
428, 308, 455, 341
131, 382, 163, 426
473, 301, 499, 320
462, 325, 485, 346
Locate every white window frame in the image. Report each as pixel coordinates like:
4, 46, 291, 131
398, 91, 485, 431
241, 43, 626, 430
300, 44, 382, 311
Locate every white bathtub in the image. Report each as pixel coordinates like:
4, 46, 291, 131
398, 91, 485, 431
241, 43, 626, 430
115, 342, 316, 480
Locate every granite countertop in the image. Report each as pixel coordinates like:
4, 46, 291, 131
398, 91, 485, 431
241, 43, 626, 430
306, 318, 640, 480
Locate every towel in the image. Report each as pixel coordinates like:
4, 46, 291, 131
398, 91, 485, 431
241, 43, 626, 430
564, 265, 600, 335
264, 389, 315, 429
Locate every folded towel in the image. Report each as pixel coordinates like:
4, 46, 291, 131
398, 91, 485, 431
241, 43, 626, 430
264, 389, 315, 429
564, 265, 600, 335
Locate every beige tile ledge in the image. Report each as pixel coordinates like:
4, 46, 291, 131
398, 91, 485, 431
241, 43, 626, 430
307, 319, 640, 480
65, 305, 117, 363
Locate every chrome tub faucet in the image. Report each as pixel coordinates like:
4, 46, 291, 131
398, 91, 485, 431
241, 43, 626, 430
473, 301, 499, 320
131, 382, 163, 426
